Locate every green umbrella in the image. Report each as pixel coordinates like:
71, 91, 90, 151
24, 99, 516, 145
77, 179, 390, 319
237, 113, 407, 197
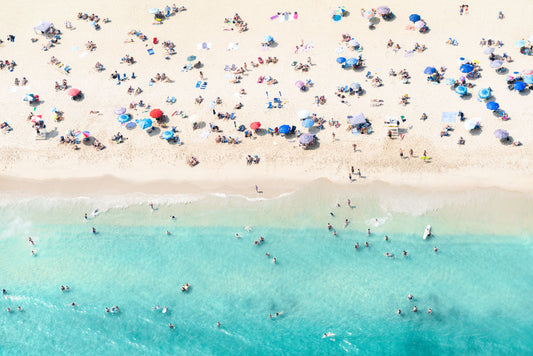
187, 55, 196, 61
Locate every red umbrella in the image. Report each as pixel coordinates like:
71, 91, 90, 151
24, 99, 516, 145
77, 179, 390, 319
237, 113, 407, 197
150, 109, 163, 119
67, 88, 80, 97
250, 122, 261, 130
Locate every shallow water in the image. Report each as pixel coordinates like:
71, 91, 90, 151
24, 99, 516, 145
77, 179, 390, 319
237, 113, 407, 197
0, 183, 532, 355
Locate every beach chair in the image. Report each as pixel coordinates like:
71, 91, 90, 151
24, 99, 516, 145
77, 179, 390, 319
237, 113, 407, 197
169, 97, 176, 104
224, 65, 230, 71
265, 102, 273, 109
273, 98, 281, 103
147, 48, 154, 55
229, 113, 235, 120
195, 81, 201, 88
200, 81, 207, 89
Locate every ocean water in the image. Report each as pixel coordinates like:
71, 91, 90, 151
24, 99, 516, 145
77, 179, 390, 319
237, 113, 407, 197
0, 183, 532, 355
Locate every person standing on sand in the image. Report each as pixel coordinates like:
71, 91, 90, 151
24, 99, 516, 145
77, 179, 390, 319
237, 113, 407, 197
353, 144, 357, 152
255, 185, 258, 193
349, 173, 352, 182
357, 169, 361, 177
400, 149, 404, 159
351, 166, 355, 174
347, 199, 351, 207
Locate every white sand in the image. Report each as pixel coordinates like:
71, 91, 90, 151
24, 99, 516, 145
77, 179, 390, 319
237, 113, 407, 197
0, 0, 532, 195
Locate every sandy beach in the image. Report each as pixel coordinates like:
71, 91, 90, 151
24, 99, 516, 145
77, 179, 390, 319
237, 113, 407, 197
0, 0, 532, 195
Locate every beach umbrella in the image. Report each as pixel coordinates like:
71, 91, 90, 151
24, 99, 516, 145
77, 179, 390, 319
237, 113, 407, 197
299, 133, 314, 144
444, 78, 456, 85
363, 10, 375, 19
346, 58, 358, 66
148, 8, 159, 14
302, 118, 314, 128
186, 55, 196, 62
75, 131, 90, 139
114, 107, 126, 115
494, 129, 509, 140
295, 81, 305, 89
150, 109, 163, 119
30, 115, 42, 123
478, 88, 491, 99
332, 14, 342, 21
118, 114, 130, 123
350, 82, 361, 90
23, 94, 34, 101
348, 39, 360, 48
414, 20, 425, 29
522, 69, 533, 76
464, 119, 479, 130
456, 57, 468, 65
424, 66, 436, 75
376, 6, 391, 15
336, 57, 346, 64
523, 76, 533, 84
278, 125, 291, 134
514, 40, 526, 48
161, 131, 174, 140
513, 81, 526, 91
263, 35, 273, 43
67, 88, 80, 97
460, 64, 474, 73
409, 14, 421, 23
250, 122, 261, 130
529, 35, 533, 43
490, 60, 504, 68
455, 85, 467, 95
486, 102, 499, 111
139, 118, 153, 130
483, 47, 495, 55
298, 110, 310, 119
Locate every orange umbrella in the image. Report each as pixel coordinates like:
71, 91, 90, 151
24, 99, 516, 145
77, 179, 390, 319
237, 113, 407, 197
250, 122, 261, 130
150, 109, 163, 118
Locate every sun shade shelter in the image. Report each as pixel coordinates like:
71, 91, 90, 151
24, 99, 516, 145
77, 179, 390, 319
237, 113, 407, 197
34, 21, 54, 37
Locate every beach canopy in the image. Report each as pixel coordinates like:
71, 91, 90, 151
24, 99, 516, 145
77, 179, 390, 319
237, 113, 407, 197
494, 129, 509, 139
346, 58, 358, 65
114, 107, 126, 115
376, 6, 391, 15
278, 125, 291, 134
150, 109, 163, 119
513, 81, 526, 91
139, 118, 153, 130
514, 40, 526, 48
409, 14, 421, 23
489, 60, 504, 68
302, 118, 314, 128
486, 102, 499, 111
524, 76, 533, 84
478, 88, 491, 99
348, 113, 367, 126
298, 110, 310, 119
455, 85, 467, 95
161, 131, 174, 140
295, 81, 305, 89
460, 64, 474, 73
118, 114, 130, 123
424, 66, 436, 75
34, 21, 53, 34
414, 20, 426, 29
483, 47, 495, 55
299, 133, 315, 144
67, 88, 80, 97
336, 57, 346, 64
250, 122, 261, 130
464, 119, 479, 130
348, 39, 360, 48
263, 35, 273, 42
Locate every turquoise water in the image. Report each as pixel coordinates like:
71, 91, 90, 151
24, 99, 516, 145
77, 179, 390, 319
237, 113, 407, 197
0, 186, 532, 355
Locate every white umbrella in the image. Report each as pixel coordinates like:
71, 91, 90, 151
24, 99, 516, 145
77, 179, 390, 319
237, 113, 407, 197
298, 110, 310, 119
456, 57, 468, 65
464, 119, 480, 130
348, 39, 360, 48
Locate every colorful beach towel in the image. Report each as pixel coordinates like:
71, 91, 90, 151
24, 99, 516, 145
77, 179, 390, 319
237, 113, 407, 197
441, 112, 458, 123
147, 48, 154, 55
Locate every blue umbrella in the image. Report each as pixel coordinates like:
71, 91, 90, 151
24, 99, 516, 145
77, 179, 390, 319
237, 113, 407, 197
346, 58, 358, 65
445, 78, 456, 85
302, 118, 314, 128
350, 82, 361, 90
486, 102, 499, 111
161, 131, 174, 140
139, 118, 153, 130
455, 85, 467, 95
336, 57, 346, 64
333, 14, 342, 21
424, 66, 436, 75
513, 81, 526, 91
118, 114, 130, 123
278, 125, 291, 134
460, 64, 474, 73
514, 40, 526, 48
409, 14, 421, 23
478, 88, 491, 99
263, 35, 273, 42
524, 76, 533, 84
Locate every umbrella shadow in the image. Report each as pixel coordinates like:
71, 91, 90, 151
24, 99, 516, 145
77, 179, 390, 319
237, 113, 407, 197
197, 121, 207, 129
496, 68, 508, 75
342, 11, 351, 17
148, 127, 161, 137
370, 17, 380, 25
82, 137, 94, 146
309, 126, 321, 134
47, 127, 59, 139
501, 136, 514, 145
305, 141, 321, 150
72, 93, 85, 102
460, 93, 472, 100
255, 128, 268, 136
518, 89, 530, 96
383, 13, 396, 21
470, 127, 483, 136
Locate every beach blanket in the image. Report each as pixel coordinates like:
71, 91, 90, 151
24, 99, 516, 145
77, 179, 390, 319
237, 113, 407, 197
200, 81, 207, 89
441, 112, 458, 123
147, 48, 154, 55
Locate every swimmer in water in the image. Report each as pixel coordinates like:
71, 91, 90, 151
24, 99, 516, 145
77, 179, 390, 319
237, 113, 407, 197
354, 242, 359, 249
344, 219, 349, 228
365, 241, 369, 247
336, 203, 341, 208
28, 237, 34, 245
166, 230, 171, 235
217, 322, 221, 327
428, 308, 432, 314
330, 212, 335, 217
66, 286, 70, 291
327, 223, 332, 230
71, 302, 76, 307
408, 293, 413, 301
397, 309, 402, 315
269, 314, 273, 319
384, 235, 388, 241
84, 213, 88, 220
333, 230, 337, 236
2, 289, 6, 294
170, 215, 176, 220
367, 228, 371, 236
17, 306, 22, 311
31, 250, 36, 256
61, 286, 65, 291
149, 203, 154, 210
168, 323, 175, 329
7, 308, 12, 312
235, 233, 241, 238
92, 227, 96, 234
272, 257, 277, 263
265, 252, 270, 257
105, 307, 110, 313
434, 246, 438, 252
412, 306, 417, 312
347, 199, 351, 207
402, 250, 407, 256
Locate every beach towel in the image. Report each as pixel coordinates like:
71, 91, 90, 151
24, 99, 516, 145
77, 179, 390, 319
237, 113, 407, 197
147, 48, 154, 55
195, 81, 201, 88
270, 15, 278, 20
441, 112, 458, 123
200, 82, 207, 89
209, 101, 216, 109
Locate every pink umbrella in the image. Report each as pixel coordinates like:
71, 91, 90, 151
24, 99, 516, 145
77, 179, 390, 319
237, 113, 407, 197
414, 20, 425, 29
30, 115, 42, 123
67, 88, 80, 97
250, 122, 261, 130
295, 80, 305, 88
523, 69, 533, 76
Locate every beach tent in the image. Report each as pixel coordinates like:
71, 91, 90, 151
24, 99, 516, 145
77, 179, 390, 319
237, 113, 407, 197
34, 21, 53, 36
348, 113, 367, 126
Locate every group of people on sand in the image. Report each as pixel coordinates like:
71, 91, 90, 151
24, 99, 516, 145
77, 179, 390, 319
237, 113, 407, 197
246, 155, 260, 165
0, 60, 16, 71
224, 13, 248, 32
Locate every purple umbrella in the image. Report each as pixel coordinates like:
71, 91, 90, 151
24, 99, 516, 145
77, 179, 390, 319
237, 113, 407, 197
376, 6, 391, 15
295, 80, 305, 89
299, 133, 315, 144
494, 129, 509, 139
114, 107, 127, 115
490, 60, 503, 68
414, 20, 426, 29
